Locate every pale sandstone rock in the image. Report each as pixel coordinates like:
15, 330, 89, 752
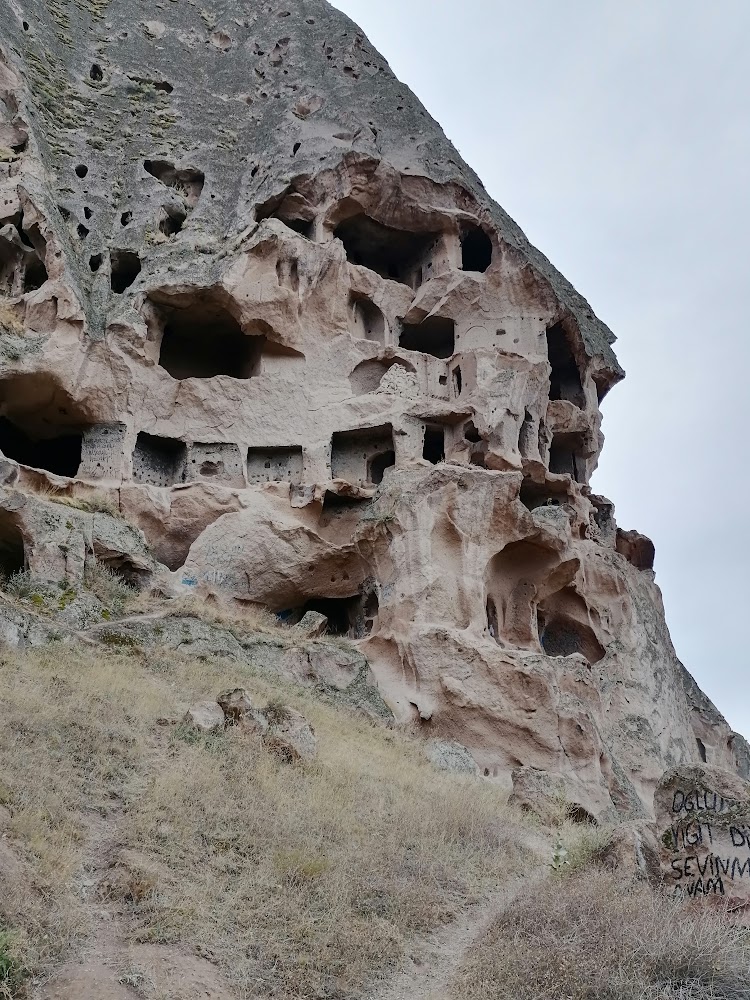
183, 701, 225, 733
262, 707, 318, 763
655, 764, 750, 919
296, 610, 329, 638
0, 0, 745, 822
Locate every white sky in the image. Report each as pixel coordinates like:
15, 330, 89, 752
332, 0, 750, 736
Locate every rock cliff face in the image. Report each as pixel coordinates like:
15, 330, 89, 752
0, 0, 745, 818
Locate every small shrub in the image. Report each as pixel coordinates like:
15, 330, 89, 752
0, 928, 26, 999
5, 570, 37, 601
561, 821, 614, 874
264, 697, 291, 725
274, 849, 330, 887
84, 560, 137, 614
98, 630, 140, 649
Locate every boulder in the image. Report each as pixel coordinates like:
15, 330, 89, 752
184, 701, 225, 733
425, 739, 478, 774
262, 707, 318, 763
217, 688, 253, 724
655, 764, 750, 920
295, 611, 328, 638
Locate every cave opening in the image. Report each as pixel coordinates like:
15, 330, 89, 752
537, 588, 605, 664
334, 213, 436, 288
23, 256, 48, 292
110, 250, 141, 293
144, 160, 205, 207
549, 433, 586, 483
298, 595, 360, 637
367, 449, 395, 485
133, 432, 187, 487
155, 298, 264, 380
0, 416, 82, 477
399, 316, 455, 358
331, 425, 394, 486
546, 322, 585, 408
0, 516, 24, 579
276, 215, 314, 237
519, 478, 570, 511
460, 224, 492, 273
350, 295, 385, 345
423, 425, 445, 465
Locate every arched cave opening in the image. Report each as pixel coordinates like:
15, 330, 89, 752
350, 295, 385, 345
546, 322, 585, 408
0, 516, 25, 579
537, 587, 605, 664
334, 213, 436, 288
23, 255, 48, 292
399, 316, 455, 358
110, 250, 141, 294
460, 224, 492, 273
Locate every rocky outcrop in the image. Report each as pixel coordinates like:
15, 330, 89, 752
0, 0, 744, 819
656, 764, 750, 918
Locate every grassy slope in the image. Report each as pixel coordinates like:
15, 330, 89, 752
0, 641, 532, 998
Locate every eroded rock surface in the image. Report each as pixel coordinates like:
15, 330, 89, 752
0, 0, 745, 818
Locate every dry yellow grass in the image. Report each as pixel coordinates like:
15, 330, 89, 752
0, 642, 532, 998
451, 868, 750, 1000
0, 301, 23, 336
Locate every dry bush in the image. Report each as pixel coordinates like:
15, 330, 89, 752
160, 593, 287, 636
452, 868, 750, 1000
83, 558, 138, 613
29, 484, 122, 518
0, 644, 532, 999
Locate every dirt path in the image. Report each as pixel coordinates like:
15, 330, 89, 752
32, 741, 236, 1000
366, 873, 540, 1000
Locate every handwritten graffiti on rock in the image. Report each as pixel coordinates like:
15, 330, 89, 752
671, 788, 739, 816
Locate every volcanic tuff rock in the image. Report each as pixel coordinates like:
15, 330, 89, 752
0, 0, 745, 818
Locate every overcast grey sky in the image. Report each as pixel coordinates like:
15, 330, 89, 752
332, 0, 750, 735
